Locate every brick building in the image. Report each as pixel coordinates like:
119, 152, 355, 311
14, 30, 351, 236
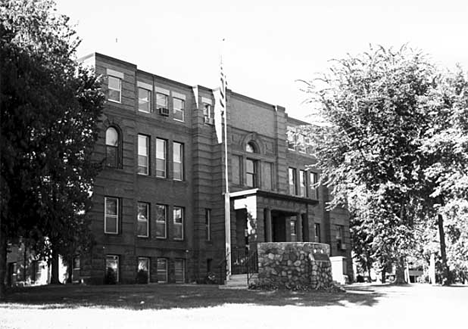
78, 53, 352, 284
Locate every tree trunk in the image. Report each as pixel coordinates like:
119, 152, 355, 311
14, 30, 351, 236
394, 256, 407, 284
0, 228, 7, 300
381, 267, 386, 283
50, 249, 61, 285
437, 213, 450, 285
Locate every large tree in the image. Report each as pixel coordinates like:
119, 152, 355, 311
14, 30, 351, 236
300, 45, 466, 284
0, 0, 104, 297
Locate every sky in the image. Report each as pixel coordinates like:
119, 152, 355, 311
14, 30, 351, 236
55, 0, 468, 122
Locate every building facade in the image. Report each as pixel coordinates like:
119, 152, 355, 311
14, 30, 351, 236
78, 53, 352, 284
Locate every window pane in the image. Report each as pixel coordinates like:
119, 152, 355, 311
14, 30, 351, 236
205, 209, 211, 241
138, 88, 151, 112
299, 170, 307, 197
106, 128, 119, 146
174, 207, 182, 223
174, 259, 185, 283
157, 259, 167, 283
106, 146, 118, 167
108, 76, 121, 102
137, 203, 149, 237
156, 93, 168, 108
137, 257, 150, 283
173, 98, 184, 121
173, 207, 184, 240
173, 142, 183, 181
106, 255, 119, 283
106, 216, 117, 233
289, 168, 296, 195
156, 139, 167, 178
138, 135, 149, 175
106, 198, 117, 216
155, 205, 167, 238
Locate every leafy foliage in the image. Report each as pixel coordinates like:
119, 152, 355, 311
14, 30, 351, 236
301, 45, 468, 283
0, 0, 105, 295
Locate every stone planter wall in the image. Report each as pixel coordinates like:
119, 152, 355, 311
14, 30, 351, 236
255, 242, 333, 289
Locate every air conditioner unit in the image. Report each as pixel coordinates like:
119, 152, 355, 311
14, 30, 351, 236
159, 107, 169, 116
340, 243, 347, 250
204, 116, 214, 125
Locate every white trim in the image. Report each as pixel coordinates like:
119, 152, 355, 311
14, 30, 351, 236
106, 68, 124, 79
201, 97, 213, 105
172, 91, 186, 100
155, 86, 170, 95
137, 81, 153, 90
229, 188, 259, 198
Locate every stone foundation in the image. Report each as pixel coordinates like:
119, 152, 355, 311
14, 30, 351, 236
255, 242, 333, 290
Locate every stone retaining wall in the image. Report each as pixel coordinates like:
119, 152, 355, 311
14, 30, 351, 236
255, 242, 333, 289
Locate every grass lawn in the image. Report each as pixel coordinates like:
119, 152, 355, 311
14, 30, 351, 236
1, 283, 467, 328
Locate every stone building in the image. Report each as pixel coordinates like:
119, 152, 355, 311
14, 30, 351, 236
77, 53, 352, 284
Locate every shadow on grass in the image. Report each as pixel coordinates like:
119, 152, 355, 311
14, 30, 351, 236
2, 283, 384, 310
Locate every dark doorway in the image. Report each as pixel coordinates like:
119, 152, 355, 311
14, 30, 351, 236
272, 212, 287, 242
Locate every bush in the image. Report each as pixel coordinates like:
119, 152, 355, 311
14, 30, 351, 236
104, 268, 117, 285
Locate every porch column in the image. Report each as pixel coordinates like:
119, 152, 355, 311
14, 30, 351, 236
296, 214, 303, 242
264, 208, 272, 242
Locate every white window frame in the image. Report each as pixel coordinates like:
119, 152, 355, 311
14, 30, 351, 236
156, 138, 167, 178
107, 69, 123, 103
156, 92, 169, 112
155, 204, 167, 239
137, 202, 149, 238
173, 206, 184, 240
173, 95, 185, 122
138, 86, 152, 113
138, 134, 149, 175
173, 142, 184, 181
104, 197, 119, 234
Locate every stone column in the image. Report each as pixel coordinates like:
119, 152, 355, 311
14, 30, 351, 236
264, 208, 272, 242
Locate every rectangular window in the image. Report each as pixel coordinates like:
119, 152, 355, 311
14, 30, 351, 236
156, 258, 168, 283
310, 172, 319, 200
138, 134, 149, 175
173, 142, 184, 181
156, 93, 168, 112
155, 204, 167, 239
104, 197, 119, 234
138, 88, 151, 113
205, 209, 211, 241
137, 202, 149, 237
108, 76, 121, 103
137, 257, 150, 283
314, 223, 321, 242
173, 97, 185, 122
232, 155, 241, 185
246, 159, 257, 187
156, 138, 167, 178
203, 103, 212, 118
105, 255, 119, 283
288, 168, 297, 195
174, 259, 185, 283
173, 206, 184, 240
336, 225, 344, 249
299, 170, 307, 197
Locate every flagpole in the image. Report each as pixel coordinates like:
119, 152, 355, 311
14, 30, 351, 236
221, 50, 231, 282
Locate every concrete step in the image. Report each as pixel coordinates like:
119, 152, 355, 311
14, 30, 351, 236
219, 274, 257, 290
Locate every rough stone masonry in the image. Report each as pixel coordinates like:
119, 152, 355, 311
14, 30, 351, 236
255, 242, 333, 290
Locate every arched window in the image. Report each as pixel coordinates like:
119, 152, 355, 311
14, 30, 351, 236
246, 142, 256, 153
106, 127, 120, 168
